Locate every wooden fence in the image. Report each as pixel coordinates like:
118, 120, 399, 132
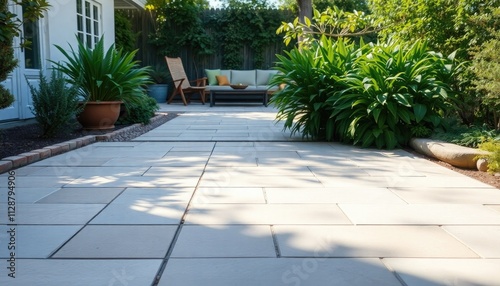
117, 8, 294, 80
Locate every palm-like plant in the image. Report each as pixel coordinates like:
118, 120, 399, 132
51, 36, 151, 103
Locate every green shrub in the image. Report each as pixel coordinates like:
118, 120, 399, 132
477, 140, 500, 173
411, 124, 433, 138
432, 122, 499, 148
329, 40, 455, 149
271, 38, 456, 148
0, 86, 14, 109
270, 37, 355, 140
119, 95, 159, 125
27, 70, 82, 138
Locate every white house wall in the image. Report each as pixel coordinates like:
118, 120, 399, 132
46, 0, 115, 66
0, 0, 116, 122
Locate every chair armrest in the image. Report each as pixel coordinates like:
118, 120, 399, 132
172, 78, 185, 88
190, 77, 207, 87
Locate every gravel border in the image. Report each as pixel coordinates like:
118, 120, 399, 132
0, 112, 178, 174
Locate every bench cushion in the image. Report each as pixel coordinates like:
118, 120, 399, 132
231, 70, 256, 86
256, 69, 278, 85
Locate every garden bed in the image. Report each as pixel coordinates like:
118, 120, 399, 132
0, 113, 178, 160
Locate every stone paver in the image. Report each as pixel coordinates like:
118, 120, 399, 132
0, 104, 498, 285
384, 258, 500, 286
185, 204, 352, 225
0, 204, 105, 224
339, 204, 500, 225
0, 259, 162, 285
171, 225, 276, 258
53, 225, 177, 258
159, 258, 402, 286
274, 225, 478, 258
443, 226, 500, 258
36, 187, 124, 204
0, 225, 82, 258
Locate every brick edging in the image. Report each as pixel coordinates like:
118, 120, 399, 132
0, 114, 166, 174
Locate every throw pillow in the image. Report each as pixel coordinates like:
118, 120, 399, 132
216, 75, 230, 86
205, 69, 221, 86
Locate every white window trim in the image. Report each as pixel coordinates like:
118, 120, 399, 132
76, 0, 102, 47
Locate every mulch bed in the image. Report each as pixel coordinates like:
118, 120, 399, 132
0, 113, 178, 159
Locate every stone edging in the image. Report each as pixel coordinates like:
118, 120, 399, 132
0, 114, 166, 174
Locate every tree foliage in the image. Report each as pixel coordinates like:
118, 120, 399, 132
470, 8, 500, 129
277, 7, 380, 48
369, 0, 500, 129
0, 0, 50, 109
279, 0, 368, 14
369, 0, 500, 60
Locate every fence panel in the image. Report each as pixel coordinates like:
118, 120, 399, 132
117, 8, 293, 80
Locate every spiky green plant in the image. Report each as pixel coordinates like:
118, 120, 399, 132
51, 36, 151, 104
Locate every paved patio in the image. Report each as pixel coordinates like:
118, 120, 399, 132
1, 103, 500, 285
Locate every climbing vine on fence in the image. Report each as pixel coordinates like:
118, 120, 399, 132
146, 0, 294, 69
207, 0, 294, 69
147, 0, 213, 58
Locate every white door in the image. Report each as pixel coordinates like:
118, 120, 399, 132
0, 3, 44, 121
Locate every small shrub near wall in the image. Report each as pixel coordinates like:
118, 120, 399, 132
28, 70, 82, 138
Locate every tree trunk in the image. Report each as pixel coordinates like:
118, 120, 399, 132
297, 0, 312, 24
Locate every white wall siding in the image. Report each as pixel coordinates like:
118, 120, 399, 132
46, 0, 115, 66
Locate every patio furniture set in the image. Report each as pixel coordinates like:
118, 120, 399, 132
165, 57, 279, 107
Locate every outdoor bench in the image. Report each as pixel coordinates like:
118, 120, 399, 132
204, 69, 279, 106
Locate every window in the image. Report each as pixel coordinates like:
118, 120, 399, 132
23, 5, 41, 69
76, 0, 101, 47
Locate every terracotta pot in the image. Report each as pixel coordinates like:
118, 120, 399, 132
77, 101, 122, 130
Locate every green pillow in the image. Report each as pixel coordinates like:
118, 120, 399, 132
205, 69, 221, 86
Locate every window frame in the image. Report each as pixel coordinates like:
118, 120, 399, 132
76, 0, 101, 47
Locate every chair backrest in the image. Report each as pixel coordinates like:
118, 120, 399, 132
165, 57, 191, 89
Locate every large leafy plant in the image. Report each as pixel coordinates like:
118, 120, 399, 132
51, 37, 151, 103
270, 37, 356, 140
273, 19, 457, 148
330, 40, 454, 149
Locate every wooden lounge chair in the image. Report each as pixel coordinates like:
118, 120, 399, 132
165, 57, 207, 105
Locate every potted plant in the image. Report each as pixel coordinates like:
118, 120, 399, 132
51, 36, 151, 130
147, 64, 170, 103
